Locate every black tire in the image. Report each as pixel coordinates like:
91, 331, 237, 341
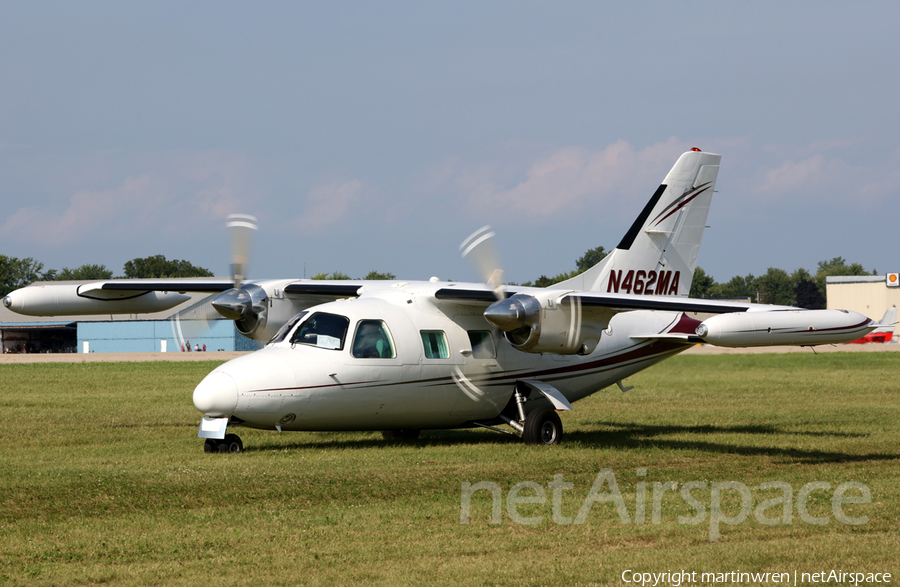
522, 408, 563, 445
381, 429, 421, 441
223, 433, 243, 453
203, 439, 218, 453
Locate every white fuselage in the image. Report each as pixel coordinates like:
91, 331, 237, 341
192, 282, 689, 432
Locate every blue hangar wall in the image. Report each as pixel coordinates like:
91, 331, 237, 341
77, 320, 263, 353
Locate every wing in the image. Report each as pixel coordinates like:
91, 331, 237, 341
4, 278, 367, 315
3, 277, 370, 341
432, 285, 874, 352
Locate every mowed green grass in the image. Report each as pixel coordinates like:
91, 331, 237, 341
1, 353, 898, 586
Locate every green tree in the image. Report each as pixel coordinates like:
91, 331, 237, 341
795, 277, 826, 309
576, 246, 607, 272
54, 264, 114, 281
363, 271, 396, 280
790, 267, 813, 283
0, 255, 47, 297
519, 269, 580, 288
814, 257, 868, 297
713, 273, 756, 300
754, 267, 795, 306
520, 245, 607, 287
312, 271, 351, 280
123, 255, 213, 278
690, 267, 716, 298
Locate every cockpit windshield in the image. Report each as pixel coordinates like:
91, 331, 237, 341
267, 311, 308, 345
289, 312, 350, 350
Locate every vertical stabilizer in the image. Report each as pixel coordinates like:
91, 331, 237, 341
873, 307, 898, 334
556, 149, 720, 296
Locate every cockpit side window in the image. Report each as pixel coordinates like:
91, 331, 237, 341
289, 312, 350, 350
351, 320, 396, 358
467, 330, 496, 359
421, 330, 449, 359
268, 311, 308, 345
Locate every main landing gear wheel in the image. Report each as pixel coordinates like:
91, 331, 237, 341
381, 429, 421, 441
522, 408, 563, 445
204, 433, 244, 453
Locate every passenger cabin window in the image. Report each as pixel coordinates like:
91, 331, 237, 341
468, 330, 496, 359
268, 311, 308, 345
289, 312, 349, 350
421, 330, 449, 359
352, 320, 396, 358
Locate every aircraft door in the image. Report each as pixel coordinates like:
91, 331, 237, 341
417, 327, 464, 415
449, 316, 508, 418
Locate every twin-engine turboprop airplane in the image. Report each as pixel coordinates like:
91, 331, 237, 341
4, 149, 878, 451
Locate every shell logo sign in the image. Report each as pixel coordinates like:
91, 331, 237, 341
888, 273, 900, 287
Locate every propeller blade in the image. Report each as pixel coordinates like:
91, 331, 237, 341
460, 225, 505, 300
227, 214, 258, 288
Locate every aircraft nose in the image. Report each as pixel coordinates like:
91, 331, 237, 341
193, 371, 239, 418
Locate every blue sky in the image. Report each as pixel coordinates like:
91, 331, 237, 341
2, 2, 899, 285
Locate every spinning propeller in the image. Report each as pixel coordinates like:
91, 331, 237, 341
210, 215, 270, 336
227, 214, 257, 289
460, 225, 532, 333
459, 225, 506, 301
460, 225, 594, 355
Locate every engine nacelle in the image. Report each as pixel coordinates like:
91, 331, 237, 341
212, 284, 270, 339
695, 309, 875, 347
210, 282, 307, 341
483, 292, 603, 355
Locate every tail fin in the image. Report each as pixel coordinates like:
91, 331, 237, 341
872, 307, 898, 334
556, 148, 720, 296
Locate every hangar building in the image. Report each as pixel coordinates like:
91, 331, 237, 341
826, 273, 899, 340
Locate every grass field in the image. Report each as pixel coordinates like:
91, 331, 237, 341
1, 352, 898, 586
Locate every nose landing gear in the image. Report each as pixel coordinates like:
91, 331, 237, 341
204, 433, 244, 453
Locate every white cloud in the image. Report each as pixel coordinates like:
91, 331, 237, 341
1, 173, 169, 246
458, 137, 689, 221
284, 179, 368, 234
749, 146, 898, 210
855, 146, 900, 206
0, 149, 264, 249
153, 149, 260, 223
754, 155, 828, 195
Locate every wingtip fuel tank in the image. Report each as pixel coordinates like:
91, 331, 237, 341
695, 309, 875, 347
3, 283, 191, 317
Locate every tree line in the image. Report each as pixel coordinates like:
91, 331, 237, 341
311, 271, 396, 281
0, 254, 212, 297
687, 257, 871, 308
510, 248, 870, 309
